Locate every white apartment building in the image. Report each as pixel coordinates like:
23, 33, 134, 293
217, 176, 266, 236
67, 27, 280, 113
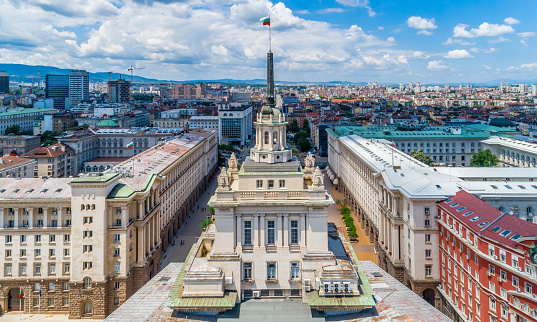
481, 135, 537, 167
188, 115, 218, 130
327, 132, 537, 308
0, 129, 217, 318
218, 103, 253, 146
0, 108, 57, 135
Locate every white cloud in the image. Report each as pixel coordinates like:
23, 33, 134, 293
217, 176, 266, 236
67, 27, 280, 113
335, 0, 375, 17
471, 47, 498, 53
407, 16, 437, 35
378, 26, 384, 30
521, 63, 537, 69
443, 38, 475, 46
317, 8, 345, 14
518, 32, 536, 38
412, 51, 430, 59
521, 40, 528, 47
387, 37, 395, 42
453, 22, 515, 38
483, 64, 491, 69
504, 17, 520, 25
488, 37, 511, 43
444, 49, 473, 59
427, 60, 449, 71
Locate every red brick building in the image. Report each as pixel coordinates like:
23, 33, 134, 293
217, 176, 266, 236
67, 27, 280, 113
437, 190, 537, 322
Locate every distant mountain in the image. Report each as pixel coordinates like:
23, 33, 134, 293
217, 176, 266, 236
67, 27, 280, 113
1, 63, 536, 86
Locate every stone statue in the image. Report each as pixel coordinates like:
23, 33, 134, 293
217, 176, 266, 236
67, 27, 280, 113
217, 167, 230, 190
312, 166, 324, 188
305, 152, 315, 169
228, 153, 238, 171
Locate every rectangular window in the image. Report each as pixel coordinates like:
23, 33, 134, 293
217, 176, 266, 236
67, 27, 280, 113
5, 249, 11, 258
49, 282, 55, 291
49, 263, 56, 274
425, 265, 432, 277
114, 282, 120, 290
62, 298, 69, 306
83, 231, 92, 239
425, 234, 431, 242
114, 248, 120, 257
5, 264, 12, 276
114, 262, 120, 273
267, 220, 275, 245
64, 248, 70, 257
268, 180, 274, 189
63, 282, 69, 291
48, 298, 54, 307
244, 221, 252, 245
525, 282, 532, 293
290, 262, 300, 279
83, 245, 92, 253
243, 262, 252, 280
279, 180, 285, 188
63, 234, 70, 243
83, 217, 93, 225
114, 234, 120, 242
500, 270, 506, 280
425, 219, 431, 227
35, 264, 41, 275
20, 235, 26, 243
256, 180, 263, 188
64, 263, 70, 274
114, 297, 119, 305
49, 249, 55, 258
83, 262, 92, 270
425, 249, 432, 258
267, 262, 276, 280
35, 249, 41, 257
489, 264, 495, 275
35, 235, 41, 243
290, 220, 299, 245
20, 264, 26, 275
49, 235, 56, 243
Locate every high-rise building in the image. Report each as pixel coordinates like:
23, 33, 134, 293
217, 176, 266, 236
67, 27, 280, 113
0, 71, 9, 94
108, 79, 130, 104
69, 70, 89, 108
532, 84, 537, 96
45, 75, 69, 109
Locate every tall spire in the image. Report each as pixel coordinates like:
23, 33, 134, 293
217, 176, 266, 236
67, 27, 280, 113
266, 51, 275, 108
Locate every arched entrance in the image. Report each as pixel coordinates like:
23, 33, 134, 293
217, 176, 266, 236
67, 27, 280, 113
422, 288, 436, 306
7, 288, 23, 311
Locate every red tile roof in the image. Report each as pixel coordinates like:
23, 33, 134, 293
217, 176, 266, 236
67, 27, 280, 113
0, 156, 34, 170
23, 143, 74, 158
441, 190, 537, 247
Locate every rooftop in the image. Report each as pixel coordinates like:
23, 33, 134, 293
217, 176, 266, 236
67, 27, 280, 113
0, 108, 57, 117
23, 143, 75, 158
0, 178, 72, 200
0, 156, 34, 170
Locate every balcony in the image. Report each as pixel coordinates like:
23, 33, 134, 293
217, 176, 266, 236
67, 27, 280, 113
216, 190, 331, 203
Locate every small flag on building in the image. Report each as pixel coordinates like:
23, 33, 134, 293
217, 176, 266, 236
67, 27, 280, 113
126, 142, 134, 149
260, 16, 270, 26
19, 288, 22, 299
39, 289, 41, 297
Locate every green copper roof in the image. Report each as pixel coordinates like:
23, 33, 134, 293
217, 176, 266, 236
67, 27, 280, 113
97, 119, 119, 127
329, 124, 517, 140
71, 173, 119, 184
0, 108, 57, 117
107, 181, 135, 199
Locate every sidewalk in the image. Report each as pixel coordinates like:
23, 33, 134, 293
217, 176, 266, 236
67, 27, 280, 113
325, 173, 378, 265
0, 312, 102, 321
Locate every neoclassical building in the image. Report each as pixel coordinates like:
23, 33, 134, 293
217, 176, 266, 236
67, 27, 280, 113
0, 128, 217, 318
168, 52, 375, 314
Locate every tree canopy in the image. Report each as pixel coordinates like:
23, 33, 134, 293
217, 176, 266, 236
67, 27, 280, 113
287, 119, 299, 133
409, 149, 435, 166
470, 149, 499, 167
294, 130, 312, 152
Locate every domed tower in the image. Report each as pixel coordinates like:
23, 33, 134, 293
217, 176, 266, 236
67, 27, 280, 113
251, 52, 292, 164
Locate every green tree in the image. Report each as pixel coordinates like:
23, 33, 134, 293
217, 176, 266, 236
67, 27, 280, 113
293, 130, 312, 152
209, 207, 215, 217
287, 119, 299, 133
218, 144, 237, 153
201, 219, 213, 231
470, 149, 499, 167
40, 131, 59, 147
5, 125, 21, 135
409, 149, 435, 166
303, 119, 311, 136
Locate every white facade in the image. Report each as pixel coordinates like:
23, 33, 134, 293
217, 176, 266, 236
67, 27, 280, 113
218, 104, 253, 146
188, 115, 218, 130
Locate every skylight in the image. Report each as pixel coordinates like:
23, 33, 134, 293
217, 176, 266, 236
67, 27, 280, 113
55, 189, 62, 193
511, 234, 521, 240
457, 207, 467, 212
500, 230, 511, 237
478, 221, 489, 227
0, 189, 4, 193
26, 189, 33, 193
470, 216, 481, 222
491, 185, 498, 189
532, 185, 537, 189
505, 185, 512, 189
436, 185, 441, 189
445, 199, 453, 203
450, 203, 460, 208
463, 211, 473, 217
492, 226, 501, 233
13, 189, 19, 193
518, 185, 526, 190
41, 189, 48, 193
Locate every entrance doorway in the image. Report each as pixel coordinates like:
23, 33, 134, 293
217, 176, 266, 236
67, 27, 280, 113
8, 288, 23, 311
422, 288, 436, 306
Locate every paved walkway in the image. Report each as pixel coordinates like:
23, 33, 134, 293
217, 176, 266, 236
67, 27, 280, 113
324, 173, 378, 265
0, 312, 102, 321
161, 178, 217, 268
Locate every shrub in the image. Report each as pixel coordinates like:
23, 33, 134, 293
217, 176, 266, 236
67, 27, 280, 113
348, 230, 358, 238
201, 219, 213, 230
341, 206, 351, 216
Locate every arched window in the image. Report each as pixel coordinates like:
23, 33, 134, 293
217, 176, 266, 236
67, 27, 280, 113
86, 166, 91, 172
91, 204, 95, 210
81, 204, 85, 211
499, 207, 504, 212
83, 277, 92, 289
527, 207, 532, 214
86, 204, 91, 211
99, 166, 105, 172
93, 166, 98, 172
264, 131, 269, 144
273, 131, 278, 147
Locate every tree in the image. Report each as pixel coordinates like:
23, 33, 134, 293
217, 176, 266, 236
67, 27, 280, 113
303, 119, 311, 136
201, 219, 213, 231
470, 149, 499, 167
287, 119, 299, 133
5, 125, 21, 135
209, 207, 215, 217
40, 131, 59, 147
293, 130, 311, 152
409, 149, 435, 166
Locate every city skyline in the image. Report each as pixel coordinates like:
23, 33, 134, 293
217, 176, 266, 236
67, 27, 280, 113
0, 0, 536, 84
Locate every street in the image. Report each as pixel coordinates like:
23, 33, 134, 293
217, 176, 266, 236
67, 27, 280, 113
161, 178, 217, 268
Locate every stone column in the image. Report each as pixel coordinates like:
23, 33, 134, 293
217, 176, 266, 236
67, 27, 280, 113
138, 201, 143, 219
283, 214, 289, 247
14, 207, 19, 229
121, 207, 128, 228
236, 214, 242, 249
57, 207, 62, 229
137, 227, 144, 263
43, 207, 48, 228
260, 214, 265, 247
0, 207, 4, 228
253, 214, 259, 247
300, 213, 306, 247
28, 208, 33, 228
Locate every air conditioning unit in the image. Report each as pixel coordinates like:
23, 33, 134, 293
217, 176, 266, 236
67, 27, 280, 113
225, 276, 233, 285
253, 291, 261, 298
323, 282, 332, 293
497, 277, 502, 282
343, 282, 352, 293
493, 255, 498, 260
333, 282, 341, 293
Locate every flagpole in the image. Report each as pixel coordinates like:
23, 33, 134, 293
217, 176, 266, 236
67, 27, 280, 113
269, 14, 272, 52
19, 286, 22, 321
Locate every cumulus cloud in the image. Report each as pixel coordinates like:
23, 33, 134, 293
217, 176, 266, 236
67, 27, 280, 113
470, 47, 498, 53
453, 22, 515, 38
427, 60, 449, 71
407, 16, 437, 35
335, 0, 375, 17
443, 38, 475, 46
518, 32, 536, 38
521, 63, 537, 69
483, 64, 491, 70
444, 49, 473, 59
317, 8, 345, 14
488, 37, 511, 43
412, 51, 430, 59
504, 17, 520, 25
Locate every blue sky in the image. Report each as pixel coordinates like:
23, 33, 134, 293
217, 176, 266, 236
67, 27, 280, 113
0, 0, 536, 84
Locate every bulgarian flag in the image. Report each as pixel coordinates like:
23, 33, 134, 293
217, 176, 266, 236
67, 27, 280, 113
260, 16, 270, 26
126, 142, 134, 149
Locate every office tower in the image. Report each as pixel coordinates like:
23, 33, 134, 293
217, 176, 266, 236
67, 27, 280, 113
0, 71, 9, 94
69, 70, 89, 108
46, 75, 69, 109
108, 79, 130, 104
